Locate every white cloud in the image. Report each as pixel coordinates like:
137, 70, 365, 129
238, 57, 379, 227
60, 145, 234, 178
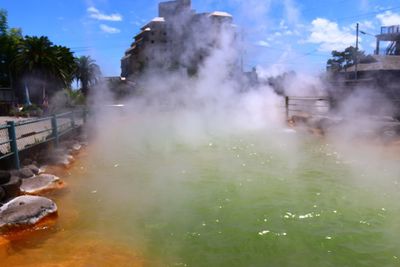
279, 20, 288, 30
100, 24, 121, 34
256, 40, 270, 47
306, 18, 356, 52
88, 6, 123, 21
359, 20, 375, 30
376, 11, 400, 26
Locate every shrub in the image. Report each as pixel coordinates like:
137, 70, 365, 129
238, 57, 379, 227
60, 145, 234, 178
11, 104, 44, 117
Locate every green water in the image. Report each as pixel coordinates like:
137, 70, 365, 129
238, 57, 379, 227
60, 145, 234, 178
72, 125, 400, 267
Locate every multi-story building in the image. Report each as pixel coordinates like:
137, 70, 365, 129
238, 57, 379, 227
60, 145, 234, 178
121, 0, 235, 80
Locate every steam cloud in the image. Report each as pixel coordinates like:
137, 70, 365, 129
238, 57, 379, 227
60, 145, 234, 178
88, 0, 399, 192
75, 4, 400, 265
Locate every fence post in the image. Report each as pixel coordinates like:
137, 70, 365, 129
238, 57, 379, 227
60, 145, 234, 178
285, 96, 289, 121
70, 111, 76, 128
83, 108, 87, 124
7, 121, 20, 169
51, 115, 59, 147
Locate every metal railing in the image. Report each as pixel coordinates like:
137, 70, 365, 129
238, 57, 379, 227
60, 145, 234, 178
283, 96, 400, 124
381, 25, 400, 35
0, 109, 87, 169
284, 96, 331, 121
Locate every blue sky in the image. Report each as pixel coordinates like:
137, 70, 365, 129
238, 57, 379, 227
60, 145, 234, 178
2, 0, 400, 76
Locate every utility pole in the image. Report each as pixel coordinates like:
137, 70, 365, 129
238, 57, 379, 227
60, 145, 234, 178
355, 23, 359, 80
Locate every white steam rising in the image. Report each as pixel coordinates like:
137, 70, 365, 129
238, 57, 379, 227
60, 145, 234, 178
75, 7, 400, 264
93, 10, 291, 145
88, 0, 399, 191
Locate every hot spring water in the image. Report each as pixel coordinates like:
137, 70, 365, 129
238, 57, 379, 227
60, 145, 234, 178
3, 115, 400, 266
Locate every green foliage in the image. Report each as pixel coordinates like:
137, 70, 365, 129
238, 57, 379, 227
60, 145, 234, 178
10, 104, 43, 117
49, 89, 86, 114
53, 45, 76, 86
22, 103, 39, 112
326, 46, 367, 72
0, 9, 102, 107
74, 56, 101, 96
11, 36, 78, 105
15, 36, 76, 85
0, 9, 8, 35
22, 104, 43, 117
66, 89, 86, 106
0, 9, 23, 88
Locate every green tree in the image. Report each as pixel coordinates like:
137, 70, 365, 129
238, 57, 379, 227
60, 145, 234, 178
327, 45, 380, 73
14, 36, 76, 104
327, 50, 345, 72
0, 9, 8, 35
0, 9, 23, 88
326, 46, 366, 72
74, 55, 101, 96
53, 45, 76, 87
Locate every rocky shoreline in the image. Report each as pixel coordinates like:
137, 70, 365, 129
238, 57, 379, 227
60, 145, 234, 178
0, 134, 87, 234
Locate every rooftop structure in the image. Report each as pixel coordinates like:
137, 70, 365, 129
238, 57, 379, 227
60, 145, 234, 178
347, 55, 400, 72
376, 25, 400, 56
209, 11, 233, 18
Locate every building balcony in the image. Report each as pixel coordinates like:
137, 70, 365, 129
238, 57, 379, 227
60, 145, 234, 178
381, 25, 400, 35
377, 25, 400, 42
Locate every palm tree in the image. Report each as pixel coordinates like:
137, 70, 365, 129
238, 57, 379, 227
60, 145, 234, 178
0, 9, 7, 35
74, 56, 101, 96
53, 45, 76, 87
13, 36, 76, 104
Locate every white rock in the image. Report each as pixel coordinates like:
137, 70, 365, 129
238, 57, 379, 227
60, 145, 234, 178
20, 174, 61, 194
0, 196, 57, 229
72, 143, 82, 151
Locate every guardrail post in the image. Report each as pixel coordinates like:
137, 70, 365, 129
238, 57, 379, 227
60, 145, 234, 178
6, 121, 20, 169
285, 96, 289, 121
83, 108, 87, 124
70, 111, 76, 128
51, 115, 59, 147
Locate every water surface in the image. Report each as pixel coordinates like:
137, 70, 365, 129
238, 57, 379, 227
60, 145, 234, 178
2, 123, 400, 267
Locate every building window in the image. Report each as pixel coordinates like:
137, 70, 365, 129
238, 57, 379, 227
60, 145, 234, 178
151, 40, 155, 44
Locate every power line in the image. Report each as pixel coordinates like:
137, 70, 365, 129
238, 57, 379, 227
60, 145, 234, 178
335, 6, 400, 22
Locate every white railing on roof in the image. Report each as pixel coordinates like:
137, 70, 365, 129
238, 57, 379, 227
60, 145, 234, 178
381, 25, 400, 34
